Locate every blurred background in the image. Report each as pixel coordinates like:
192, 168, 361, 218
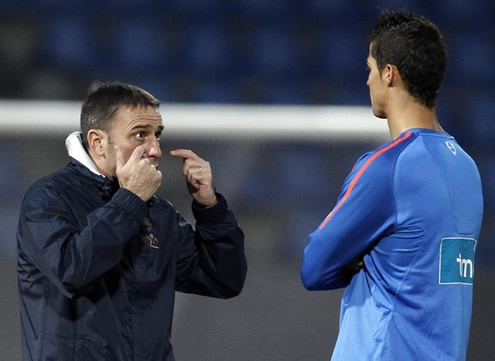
0, 0, 494, 360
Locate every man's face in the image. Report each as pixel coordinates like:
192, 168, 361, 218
102, 105, 164, 177
366, 44, 387, 119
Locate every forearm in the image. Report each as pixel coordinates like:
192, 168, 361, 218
176, 194, 247, 298
195, 218, 247, 297
301, 228, 360, 291
301, 252, 354, 291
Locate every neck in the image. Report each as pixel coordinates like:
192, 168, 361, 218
386, 98, 443, 140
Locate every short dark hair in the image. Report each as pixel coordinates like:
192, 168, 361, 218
80, 81, 161, 148
370, 9, 448, 108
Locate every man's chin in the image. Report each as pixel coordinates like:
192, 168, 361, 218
371, 108, 387, 119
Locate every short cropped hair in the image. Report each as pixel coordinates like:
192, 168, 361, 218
370, 9, 448, 108
80, 81, 161, 148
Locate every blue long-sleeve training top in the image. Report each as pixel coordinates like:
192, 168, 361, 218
301, 128, 483, 361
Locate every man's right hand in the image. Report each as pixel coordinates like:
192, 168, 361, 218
115, 145, 162, 201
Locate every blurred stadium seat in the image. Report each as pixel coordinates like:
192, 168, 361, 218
318, 26, 367, 81
194, 80, 241, 103
184, 23, 232, 75
41, 16, 97, 71
250, 24, 299, 76
464, 91, 495, 145
236, 0, 291, 16
434, 0, 493, 23
112, 17, 168, 73
449, 32, 495, 86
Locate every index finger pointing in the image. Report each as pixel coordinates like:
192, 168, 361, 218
170, 149, 198, 161
128, 145, 146, 163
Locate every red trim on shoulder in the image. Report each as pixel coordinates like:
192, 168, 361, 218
319, 131, 414, 230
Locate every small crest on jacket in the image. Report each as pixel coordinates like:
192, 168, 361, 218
143, 218, 159, 249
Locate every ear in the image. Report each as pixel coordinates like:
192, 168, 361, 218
383, 64, 401, 87
87, 129, 108, 158
382, 64, 393, 86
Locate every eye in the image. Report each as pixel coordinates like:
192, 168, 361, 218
155, 131, 162, 141
134, 131, 145, 140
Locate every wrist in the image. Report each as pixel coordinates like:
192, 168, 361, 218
192, 193, 228, 224
200, 195, 218, 208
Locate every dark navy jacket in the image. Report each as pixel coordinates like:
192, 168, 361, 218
17, 159, 247, 361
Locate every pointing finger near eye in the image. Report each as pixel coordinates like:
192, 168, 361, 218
129, 145, 146, 164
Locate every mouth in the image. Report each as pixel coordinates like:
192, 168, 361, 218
144, 157, 159, 170
150, 161, 159, 170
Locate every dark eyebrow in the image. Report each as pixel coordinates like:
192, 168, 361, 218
129, 124, 164, 132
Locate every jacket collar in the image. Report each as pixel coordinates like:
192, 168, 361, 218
65, 131, 102, 176
66, 131, 120, 200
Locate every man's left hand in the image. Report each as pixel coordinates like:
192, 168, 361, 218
170, 149, 218, 207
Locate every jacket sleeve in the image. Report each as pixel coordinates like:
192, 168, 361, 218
17, 184, 148, 298
300, 154, 396, 291
175, 193, 247, 299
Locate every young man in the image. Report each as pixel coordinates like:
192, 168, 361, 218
17, 82, 247, 361
301, 10, 483, 361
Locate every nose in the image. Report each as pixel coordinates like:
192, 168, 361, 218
146, 137, 162, 159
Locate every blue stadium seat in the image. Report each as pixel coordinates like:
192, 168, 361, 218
477, 156, 495, 214
434, 0, 492, 23
236, 0, 291, 16
448, 32, 495, 86
99, 0, 156, 10
167, 0, 221, 13
112, 18, 168, 74
372, 0, 428, 14
20, 0, 89, 9
194, 81, 240, 103
303, 0, 361, 16
464, 91, 495, 145
319, 26, 368, 83
183, 24, 231, 76
250, 25, 299, 76
41, 17, 97, 71
264, 82, 307, 104
119, 75, 175, 103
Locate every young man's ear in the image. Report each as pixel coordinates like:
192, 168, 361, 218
384, 64, 401, 87
87, 129, 108, 158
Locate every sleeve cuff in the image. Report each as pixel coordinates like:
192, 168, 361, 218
110, 188, 149, 220
192, 193, 229, 224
